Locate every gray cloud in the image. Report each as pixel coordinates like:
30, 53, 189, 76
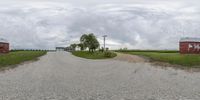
0, 0, 199, 50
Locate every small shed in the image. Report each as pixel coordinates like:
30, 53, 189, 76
180, 37, 200, 54
0, 42, 9, 53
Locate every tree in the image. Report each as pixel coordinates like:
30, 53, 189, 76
77, 43, 85, 51
80, 33, 100, 52
70, 44, 77, 51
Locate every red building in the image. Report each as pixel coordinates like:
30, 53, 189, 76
0, 42, 9, 53
180, 37, 200, 54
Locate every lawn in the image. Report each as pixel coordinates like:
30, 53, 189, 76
0, 51, 47, 68
117, 50, 200, 67
72, 51, 117, 59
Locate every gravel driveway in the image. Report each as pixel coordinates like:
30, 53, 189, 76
0, 52, 200, 100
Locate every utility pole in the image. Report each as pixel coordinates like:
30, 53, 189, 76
102, 35, 107, 50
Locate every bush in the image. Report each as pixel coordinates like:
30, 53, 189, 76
104, 51, 113, 57
72, 51, 117, 59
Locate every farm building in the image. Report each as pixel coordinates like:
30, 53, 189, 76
180, 37, 200, 54
0, 42, 9, 53
56, 47, 65, 51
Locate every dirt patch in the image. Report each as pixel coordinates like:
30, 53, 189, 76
115, 53, 200, 72
114, 53, 147, 63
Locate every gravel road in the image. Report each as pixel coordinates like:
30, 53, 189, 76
0, 52, 200, 100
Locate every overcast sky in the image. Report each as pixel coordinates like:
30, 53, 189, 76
0, 0, 199, 50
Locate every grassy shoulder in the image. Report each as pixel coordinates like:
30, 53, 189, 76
117, 50, 200, 67
0, 51, 47, 68
72, 51, 117, 59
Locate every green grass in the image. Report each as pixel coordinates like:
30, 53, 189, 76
0, 51, 47, 68
118, 51, 200, 67
116, 50, 179, 53
72, 51, 117, 59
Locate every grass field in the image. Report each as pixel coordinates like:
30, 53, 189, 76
117, 50, 179, 53
72, 51, 117, 59
0, 51, 47, 68
117, 50, 200, 67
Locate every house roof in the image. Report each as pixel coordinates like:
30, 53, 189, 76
180, 37, 200, 42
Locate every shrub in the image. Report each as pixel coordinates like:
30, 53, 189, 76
104, 51, 113, 57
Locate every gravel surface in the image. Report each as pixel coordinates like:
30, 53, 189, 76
114, 53, 147, 63
0, 52, 200, 100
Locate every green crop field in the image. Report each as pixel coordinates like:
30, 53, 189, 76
0, 51, 47, 68
117, 50, 200, 67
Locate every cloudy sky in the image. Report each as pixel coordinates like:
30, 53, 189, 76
0, 0, 199, 50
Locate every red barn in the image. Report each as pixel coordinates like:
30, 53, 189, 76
0, 42, 9, 53
180, 37, 200, 54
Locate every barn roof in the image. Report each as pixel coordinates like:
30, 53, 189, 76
180, 37, 200, 42
0, 38, 8, 43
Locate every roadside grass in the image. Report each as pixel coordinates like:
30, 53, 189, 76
117, 50, 179, 53
0, 51, 47, 68
117, 50, 200, 67
72, 51, 117, 59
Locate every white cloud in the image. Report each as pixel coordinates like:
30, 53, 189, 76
0, 0, 199, 50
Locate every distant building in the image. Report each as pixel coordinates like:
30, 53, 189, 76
56, 47, 65, 51
0, 42, 9, 53
180, 37, 200, 54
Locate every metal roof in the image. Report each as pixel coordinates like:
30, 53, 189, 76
0, 38, 8, 43
180, 37, 200, 42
